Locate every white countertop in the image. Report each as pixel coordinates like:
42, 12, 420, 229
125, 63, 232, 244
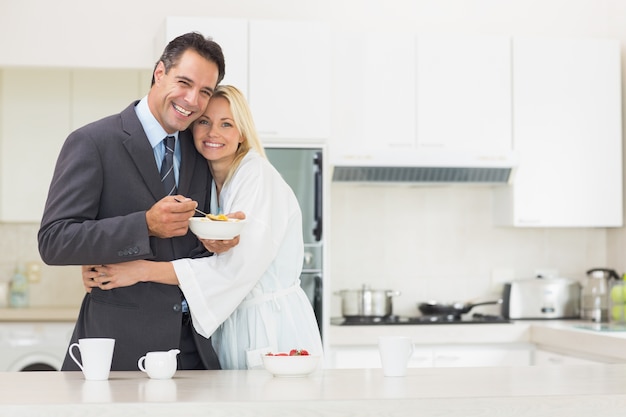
2, 367, 626, 417
530, 320, 626, 361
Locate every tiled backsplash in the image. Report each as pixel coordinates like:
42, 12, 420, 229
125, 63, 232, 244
0, 223, 83, 307
328, 184, 609, 317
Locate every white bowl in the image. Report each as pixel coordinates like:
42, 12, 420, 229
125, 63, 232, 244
262, 354, 320, 377
188, 217, 246, 240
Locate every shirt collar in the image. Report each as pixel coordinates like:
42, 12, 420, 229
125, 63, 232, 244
135, 96, 179, 148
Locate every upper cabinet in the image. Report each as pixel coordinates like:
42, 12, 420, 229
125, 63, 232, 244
248, 20, 331, 141
416, 35, 512, 152
332, 30, 416, 150
331, 32, 512, 154
493, 37, 622, 227
160, 17, 331, 142
0, 69, 71, 222
0, 68, 150, 222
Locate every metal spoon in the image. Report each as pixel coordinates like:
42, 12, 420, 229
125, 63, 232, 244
174, 198, 209, 217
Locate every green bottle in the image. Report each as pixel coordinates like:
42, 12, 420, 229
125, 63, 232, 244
9, 264, 29, 308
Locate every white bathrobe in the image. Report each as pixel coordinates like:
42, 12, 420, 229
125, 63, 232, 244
173, 150, 323, 369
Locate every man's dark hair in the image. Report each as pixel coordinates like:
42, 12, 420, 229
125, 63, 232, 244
151, 32, 226, 86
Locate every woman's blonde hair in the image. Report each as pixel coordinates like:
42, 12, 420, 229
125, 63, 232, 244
211, 85, 267, 184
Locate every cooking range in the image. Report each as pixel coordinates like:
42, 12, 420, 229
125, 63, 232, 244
334, 285, 509, 326
335, 313, 510, 326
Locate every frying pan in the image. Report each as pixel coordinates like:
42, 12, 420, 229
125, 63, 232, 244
418, 299, 502, 319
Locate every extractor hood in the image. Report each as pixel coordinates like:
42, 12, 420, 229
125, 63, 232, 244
330, 148, 517, 184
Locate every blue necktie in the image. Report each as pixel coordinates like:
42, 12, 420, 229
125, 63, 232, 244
160, 136, 177, 195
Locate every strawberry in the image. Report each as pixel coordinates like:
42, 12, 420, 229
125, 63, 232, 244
288, 349, 310, 356
268, 349, 311, 356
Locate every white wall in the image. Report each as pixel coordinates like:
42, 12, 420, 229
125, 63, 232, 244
1, 0, 625, 313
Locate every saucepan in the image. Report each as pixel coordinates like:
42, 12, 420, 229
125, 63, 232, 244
335, 285, 401, 317
417, 299, 502, 319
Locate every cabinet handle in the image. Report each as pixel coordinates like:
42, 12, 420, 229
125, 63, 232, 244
435, 355, 460, 363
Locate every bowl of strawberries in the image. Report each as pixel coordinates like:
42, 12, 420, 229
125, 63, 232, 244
262, 349, 320, 377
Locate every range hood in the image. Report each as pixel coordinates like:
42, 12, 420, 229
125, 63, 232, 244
330, 148, 517, 184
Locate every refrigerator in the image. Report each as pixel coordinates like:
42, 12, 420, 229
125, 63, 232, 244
264, 145, 324, 337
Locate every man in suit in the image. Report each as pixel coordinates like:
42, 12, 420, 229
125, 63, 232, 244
38, 32, 234, 371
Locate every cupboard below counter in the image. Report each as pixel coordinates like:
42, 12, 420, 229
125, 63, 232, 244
327, 320, 626, 368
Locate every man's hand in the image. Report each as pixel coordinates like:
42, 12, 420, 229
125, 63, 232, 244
146, 195, 196, 238
82, 265, 100, 293
201, 211, 246, 254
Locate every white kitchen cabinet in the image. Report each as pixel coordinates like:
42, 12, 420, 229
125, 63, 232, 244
248, 20, 330, 141
330, 32, 511, 157
416, 34, 512, 152
328, 345, 433, 369
432, 345, 531, 368
533, 349, 609, 366
161, 17, 331, 142
494, 37, 622, 227
0, 69, 71, 222
328, 344, 532, 369
331, 30, 416, 151
0, 68, 148, 222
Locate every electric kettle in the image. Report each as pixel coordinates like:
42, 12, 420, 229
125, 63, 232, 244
581, 268, 620, 322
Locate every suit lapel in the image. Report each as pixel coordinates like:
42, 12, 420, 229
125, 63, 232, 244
120, 102, 165, 201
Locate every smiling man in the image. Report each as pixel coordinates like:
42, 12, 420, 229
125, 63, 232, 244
38, 33, 232, 371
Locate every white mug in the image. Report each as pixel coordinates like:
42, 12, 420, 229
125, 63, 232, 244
378, 336, 414, 377
68, 338, 115, 381
138, 349, 180, 379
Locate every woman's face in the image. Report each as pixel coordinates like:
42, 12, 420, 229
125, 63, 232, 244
192, 96, 242, 165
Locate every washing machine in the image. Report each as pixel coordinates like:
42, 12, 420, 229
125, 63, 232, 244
0, 322, 74, 371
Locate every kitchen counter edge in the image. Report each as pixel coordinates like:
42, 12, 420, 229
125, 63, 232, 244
0, 307, 79, 322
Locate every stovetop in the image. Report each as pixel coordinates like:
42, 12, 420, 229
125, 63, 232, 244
332, 313, 511, 325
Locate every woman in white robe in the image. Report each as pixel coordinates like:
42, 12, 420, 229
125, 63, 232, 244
83, 85, 323, 369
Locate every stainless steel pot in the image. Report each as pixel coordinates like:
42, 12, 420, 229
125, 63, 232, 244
334, 285, 401, 317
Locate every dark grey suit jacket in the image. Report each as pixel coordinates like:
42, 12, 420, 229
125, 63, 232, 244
38, 101, 219, 370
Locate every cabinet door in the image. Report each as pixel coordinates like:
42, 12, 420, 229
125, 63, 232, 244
248, 20, 330, 141
495, 37, 622, 227
0, 69, 147, 222
0, 69, 71, 222
533, 349, 607, 366
161, 17, 248, 96
433, 345, 531, 367
328, 346, 381, 369
71, 70, 150, 129
332, 30, 416, 151
327, 346, 433, 369
416, 35, 512, 152
328, 344, 531, 369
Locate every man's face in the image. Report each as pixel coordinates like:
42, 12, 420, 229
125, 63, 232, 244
149, 49, 219, 134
